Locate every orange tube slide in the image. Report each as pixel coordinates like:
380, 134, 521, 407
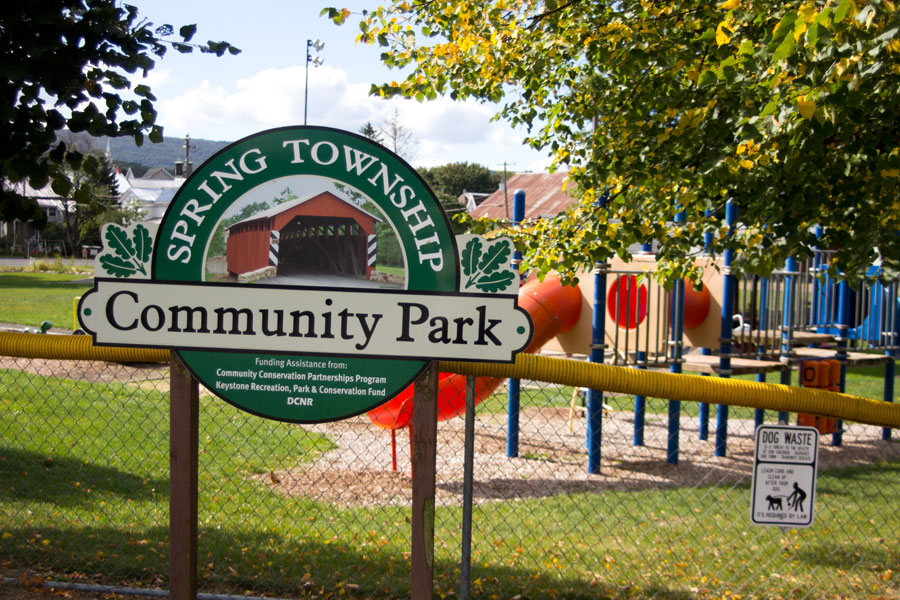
367, 274, 583, 429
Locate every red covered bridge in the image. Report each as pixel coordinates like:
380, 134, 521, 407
225, 191, 382, 280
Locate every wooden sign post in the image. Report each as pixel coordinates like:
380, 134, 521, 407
410, 364, 439, 599
169, 355, 199, 600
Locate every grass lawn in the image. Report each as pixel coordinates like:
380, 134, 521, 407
1, 368, 898, 598
0, 273, 93, 329
374, 264, 404, 276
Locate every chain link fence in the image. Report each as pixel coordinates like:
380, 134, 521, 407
2, 353, 899, 599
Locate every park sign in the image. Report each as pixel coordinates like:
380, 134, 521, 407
750, 424, 818, 528
78, 126, 532, 422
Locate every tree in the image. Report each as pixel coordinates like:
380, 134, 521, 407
380, 108, 419, 162
324, 1, 900, 283
419, 162, 501, 201
419, 162, 501, 232
1, 2, 239, 226
54, 132, 120, 253
359, 121, 384, 144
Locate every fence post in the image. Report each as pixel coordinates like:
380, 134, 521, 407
884, 281, 897, 441
667, 208, 686, 465
169, 355, 199, 600
507, 190, 525, 458
459, 375, 476, 600
716, 200, 736, 457
588, 260, 607, 473
411, 364, 439, 600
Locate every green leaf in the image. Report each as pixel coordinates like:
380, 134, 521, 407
760, 101, 778, 117
133, 224, 153, 263
99, 254, 139, 278
472, 269, 516, 293
477, 240, 511, 275
461, 238, 483, 278
773, 34, 796, 61
834, 0, 851, 23
105, 224, 136, 261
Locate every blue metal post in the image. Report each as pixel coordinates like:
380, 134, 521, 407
779, 257, 798, 424
587, 262, 607, 473
634, 350, 646, 446
699, 348, 711, 440
754, 277, 770, 428
833, 276, 850, 447
506, 190, 525, 458
633, 242, 652, 446
884, 282, 897, 441
667, 209, 686, 464
716, 200, 736, 456
885, 353, 896, 441
811, 226, 823, 329
699, 210, 713, 440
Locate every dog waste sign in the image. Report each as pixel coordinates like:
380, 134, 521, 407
750, 424, 818, 527
77, 126, 533, 423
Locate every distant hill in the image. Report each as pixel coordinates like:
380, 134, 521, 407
101, 134, 232, 171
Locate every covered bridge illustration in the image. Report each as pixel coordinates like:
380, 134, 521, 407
225, 191, 382, 280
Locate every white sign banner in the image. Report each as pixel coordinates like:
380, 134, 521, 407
750, 425, 818, 528
78, 279, 532, 363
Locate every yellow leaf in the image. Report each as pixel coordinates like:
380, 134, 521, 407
716, 21, 733, 46
797, 97, 816, 119
798, 4, 818, 22
719, 0, 740, 9
740, 159, 754, 170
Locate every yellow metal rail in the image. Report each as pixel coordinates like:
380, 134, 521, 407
1, 331, 896, 429
441, 354, 900, 429
0, 331, 169, 363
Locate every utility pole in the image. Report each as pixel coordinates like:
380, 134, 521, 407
501, 162, 515, 220
304, 39, 325, 125
182, 135, 197, 177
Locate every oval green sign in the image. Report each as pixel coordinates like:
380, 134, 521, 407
153, 126, 458, 422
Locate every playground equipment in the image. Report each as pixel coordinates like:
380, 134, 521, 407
797, 359, 841, 434
365, 273, 583, 443
363, 195, 898, 473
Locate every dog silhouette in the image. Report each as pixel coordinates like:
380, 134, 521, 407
766, 495, 783, 510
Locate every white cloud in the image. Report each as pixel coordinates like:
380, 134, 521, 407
139, 68, 173, 90
153, 64, 552, 170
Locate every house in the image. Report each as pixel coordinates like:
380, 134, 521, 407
471, 172, 575, 219
457, 191, 492, 212
471, 172, 657, 254
0, 180, 75, 254
115, 165, 186, 223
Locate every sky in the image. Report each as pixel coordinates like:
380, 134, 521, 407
124, 0, 551, 172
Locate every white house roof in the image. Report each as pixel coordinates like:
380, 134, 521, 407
122, 187, 161, 203
3, 180, 65, 199
153, 188, 178, 205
